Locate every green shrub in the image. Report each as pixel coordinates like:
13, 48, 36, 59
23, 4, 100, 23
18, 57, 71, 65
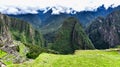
16, 46, 20, 52
25, 44, 42, 59
25, 43, 59, 59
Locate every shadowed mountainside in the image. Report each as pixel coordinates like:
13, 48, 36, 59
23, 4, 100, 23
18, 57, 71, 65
86, 10, 120, 49
49, 17, 95, 54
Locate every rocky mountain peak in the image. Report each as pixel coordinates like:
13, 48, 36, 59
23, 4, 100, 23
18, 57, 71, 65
86, 10, 120, 49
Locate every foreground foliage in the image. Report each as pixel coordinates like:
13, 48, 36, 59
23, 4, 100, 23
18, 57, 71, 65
0, 50, 7, 58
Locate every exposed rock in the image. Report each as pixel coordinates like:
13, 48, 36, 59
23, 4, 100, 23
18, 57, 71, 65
0, 13, 44, 64
86, 10, 120, 49
0, 61, 6, 67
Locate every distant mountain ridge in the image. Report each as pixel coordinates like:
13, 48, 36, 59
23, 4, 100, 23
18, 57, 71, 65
8, 5, 120, 34
2, 5, 120, 50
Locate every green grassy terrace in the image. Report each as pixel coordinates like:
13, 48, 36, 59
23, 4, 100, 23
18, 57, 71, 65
0, 50, 7, 58
7, 49, 120, 67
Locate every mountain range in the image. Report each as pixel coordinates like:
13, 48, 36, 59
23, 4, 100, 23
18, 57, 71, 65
0, 12, 95, 64
8, 5, 120, 34
86, 10, 120, 49
1, 4, 120, 66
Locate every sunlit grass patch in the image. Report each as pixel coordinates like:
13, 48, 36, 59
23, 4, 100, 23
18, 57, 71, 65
8, 50, 120, 67
0, 50, 7, 58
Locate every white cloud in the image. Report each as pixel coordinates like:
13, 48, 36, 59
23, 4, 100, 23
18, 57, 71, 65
0, 0, 120, 14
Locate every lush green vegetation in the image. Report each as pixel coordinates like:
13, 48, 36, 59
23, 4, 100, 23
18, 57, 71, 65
0, 14, 44, 47
2, 54, 15, 65
25, 44, 44, 59
2, 12, 120, 67
51, 17, 94, 54
7, 49, 120, 67
0, 50, 7, 58
15, 41, 29, 58
25, 43, 58, 59
10, 26, 44, 47
0, 14, 45, 60
0, 50, 15, 65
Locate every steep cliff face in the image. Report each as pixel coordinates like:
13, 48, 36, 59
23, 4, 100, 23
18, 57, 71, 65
0, 13, 44, 63
0, 13, 43, 47
0, 14, 12, 46
51, 17, 95, 54
86, 10, 120, 49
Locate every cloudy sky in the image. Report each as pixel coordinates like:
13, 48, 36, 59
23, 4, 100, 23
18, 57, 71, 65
0, 0, 120, 14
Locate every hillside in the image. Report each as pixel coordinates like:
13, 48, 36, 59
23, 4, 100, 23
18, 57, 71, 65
86, 10, 120, 49
8, 49, 120, 67
48, 17, 95, 54
0, 13, 44, 64
0, 13, 44, 47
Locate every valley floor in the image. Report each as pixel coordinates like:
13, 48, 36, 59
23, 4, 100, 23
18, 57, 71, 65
1, 49, 120, 67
